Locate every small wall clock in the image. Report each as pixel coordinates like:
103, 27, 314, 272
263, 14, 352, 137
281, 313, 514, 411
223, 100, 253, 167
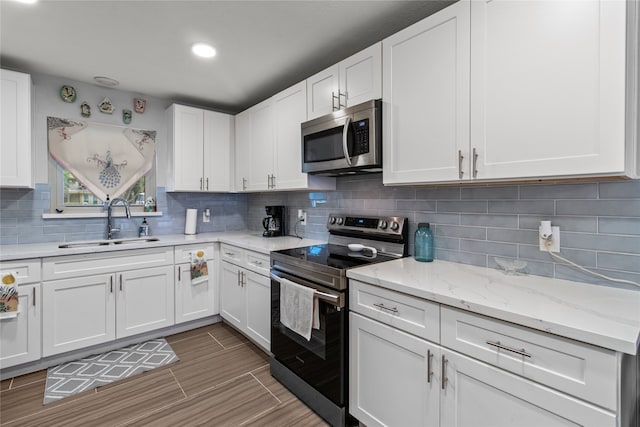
60, 85, 77, 103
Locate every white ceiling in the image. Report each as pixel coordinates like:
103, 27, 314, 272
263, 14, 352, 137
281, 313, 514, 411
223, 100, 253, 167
0, 0, 453, 114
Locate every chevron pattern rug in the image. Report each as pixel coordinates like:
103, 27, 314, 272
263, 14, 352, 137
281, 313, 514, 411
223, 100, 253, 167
43, 338, 178, 405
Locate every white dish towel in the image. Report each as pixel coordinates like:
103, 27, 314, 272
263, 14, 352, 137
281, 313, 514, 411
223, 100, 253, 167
279, 278, 318, 341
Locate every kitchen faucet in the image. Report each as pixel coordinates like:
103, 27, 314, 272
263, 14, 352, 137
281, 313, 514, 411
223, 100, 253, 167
106, 197, 131, 239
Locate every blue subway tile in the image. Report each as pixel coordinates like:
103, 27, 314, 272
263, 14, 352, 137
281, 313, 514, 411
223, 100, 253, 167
489, 200, 554, 215
557, 200, 640, 217
562, 232, 640, 254
460, 213, 518, 228
597, 252, 640, 273
437, 200, 487, 213
598, 217, 640, 236
461, 186, 518, 200
599, 180, 640, 199
460, 239, 517, 257
487, 228, 539, 245
518, 215, 597, 233
519, 183, 597, 199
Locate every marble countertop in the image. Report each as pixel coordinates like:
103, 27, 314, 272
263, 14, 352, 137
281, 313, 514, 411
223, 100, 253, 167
0, 232, 325, 261
347, 258, 640, 355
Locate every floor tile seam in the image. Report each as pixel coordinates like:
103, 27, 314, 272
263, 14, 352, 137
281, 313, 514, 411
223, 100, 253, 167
207, 331, 227, 349
168, 368, 187, 399
0, 378, 44, 393
112, 393, 191, 427
223, 341, 252, 351
166, 331, 212, 345
238, 403, 283, 426
183, 371, 256, 399
249, 371, 282, 404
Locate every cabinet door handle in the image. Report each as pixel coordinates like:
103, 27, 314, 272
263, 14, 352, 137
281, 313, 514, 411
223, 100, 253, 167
332, 91, 338, 111
486, 340, 532, 358
458, 150, 464, 179
472, 147, 478, 179
373, 302, 398, 314
271, 175, 276, 189
441, 355, 447, 390
338, 91, 347, 109
200, 177, 203, 190
110, 276, 113, 293
427, 350, 433, 383
33, 286, 36, 306
120, 274, 123, 291
206, 177, 209, 190
242, 177, 247, 191
237, 270, 241, 286
241, 271, 245, 287
178, 266, 181, 282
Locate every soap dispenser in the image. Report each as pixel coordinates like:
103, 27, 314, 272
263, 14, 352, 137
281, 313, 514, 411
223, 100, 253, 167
138, 218, 150, 237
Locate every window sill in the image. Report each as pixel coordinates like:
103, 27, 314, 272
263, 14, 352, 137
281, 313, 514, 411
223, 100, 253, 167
42, 212, 163, 220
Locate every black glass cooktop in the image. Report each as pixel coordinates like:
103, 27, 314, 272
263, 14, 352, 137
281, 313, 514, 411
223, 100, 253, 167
273, 244, 397, 270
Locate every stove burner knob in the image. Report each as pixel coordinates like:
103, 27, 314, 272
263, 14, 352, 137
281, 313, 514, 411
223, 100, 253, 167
329, 217, 336, 225
336, 217, 344, 225
390, 221, 400, 231
378, 220, 388, 229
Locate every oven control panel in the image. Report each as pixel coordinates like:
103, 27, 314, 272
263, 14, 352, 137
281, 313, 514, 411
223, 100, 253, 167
327, 214, 406, 236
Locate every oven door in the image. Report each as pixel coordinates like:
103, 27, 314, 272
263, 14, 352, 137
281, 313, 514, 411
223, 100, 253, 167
270, 269, 346, 406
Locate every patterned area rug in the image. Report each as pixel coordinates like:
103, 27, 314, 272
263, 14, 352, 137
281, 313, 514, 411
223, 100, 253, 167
43, 338, 178, 405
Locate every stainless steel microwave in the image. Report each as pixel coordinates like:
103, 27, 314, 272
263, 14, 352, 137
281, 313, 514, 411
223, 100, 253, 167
301, 99, 381, 176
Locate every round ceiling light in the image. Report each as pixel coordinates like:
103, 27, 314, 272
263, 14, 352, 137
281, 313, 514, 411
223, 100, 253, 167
14, 0, 38, 4
192, 43, 216, 59
93, 76, 119, 87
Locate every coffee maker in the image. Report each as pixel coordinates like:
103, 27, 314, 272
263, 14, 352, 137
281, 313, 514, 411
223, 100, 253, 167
262, 206, 286, 237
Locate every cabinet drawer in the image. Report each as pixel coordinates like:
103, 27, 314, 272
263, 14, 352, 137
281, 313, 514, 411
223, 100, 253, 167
245, 251, 270, 276
220, 244, 245, 267
349, 280, 440, 343
441, 306, 618, 410
174, 244, 215, 262
0, 259, 41, 284
43, 247, 174, 280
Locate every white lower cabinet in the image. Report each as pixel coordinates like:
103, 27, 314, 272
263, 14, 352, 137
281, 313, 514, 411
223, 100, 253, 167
220, 244, 271, 352
175, 244, 218, 324
43, 274, 116, 356
349, 280, 624, 427
0, 284, 41, 369
42, 248, 174, 357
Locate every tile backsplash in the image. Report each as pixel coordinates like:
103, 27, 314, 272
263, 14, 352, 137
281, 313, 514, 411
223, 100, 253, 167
1, 175, 639, 290
247, 174, 640, 290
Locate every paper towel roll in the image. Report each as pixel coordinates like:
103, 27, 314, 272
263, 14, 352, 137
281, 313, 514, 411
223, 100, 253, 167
185, 208, 198, 235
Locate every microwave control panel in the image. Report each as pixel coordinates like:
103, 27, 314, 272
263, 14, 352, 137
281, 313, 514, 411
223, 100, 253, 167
352, 118, 370, 156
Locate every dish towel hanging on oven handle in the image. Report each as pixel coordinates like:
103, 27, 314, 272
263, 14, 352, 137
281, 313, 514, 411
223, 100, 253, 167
280, 277, 317, 341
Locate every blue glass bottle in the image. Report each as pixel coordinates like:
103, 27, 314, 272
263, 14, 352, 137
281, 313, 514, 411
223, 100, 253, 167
414, 223, 434, 262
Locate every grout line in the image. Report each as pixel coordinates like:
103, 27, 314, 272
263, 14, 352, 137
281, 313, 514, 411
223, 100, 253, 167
2, 377, 46, 392
239, 404, 280, 426
249, 371, 282, 404
168, 368, 187, 399
208, 331, 226, 349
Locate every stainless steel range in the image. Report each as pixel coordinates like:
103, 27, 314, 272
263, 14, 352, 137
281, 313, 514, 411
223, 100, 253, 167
270, 214, 408, 426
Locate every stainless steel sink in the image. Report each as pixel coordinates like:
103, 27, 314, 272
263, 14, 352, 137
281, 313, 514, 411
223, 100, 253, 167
58, 237, 160, 249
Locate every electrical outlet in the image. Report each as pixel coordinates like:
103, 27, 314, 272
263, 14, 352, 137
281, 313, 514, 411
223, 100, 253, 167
297, 209, 307, 225
539, 225, 560, 252
203, 208, 211, 223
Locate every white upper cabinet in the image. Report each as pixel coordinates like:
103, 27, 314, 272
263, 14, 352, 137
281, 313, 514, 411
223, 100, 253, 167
1, 69, 32, 188
470, 0, 628, 180
235, 81, 336, 192
383, 1, 470, 184
383, 0, 633, 185
167, 104, 234, 192
307, 43, 382, 120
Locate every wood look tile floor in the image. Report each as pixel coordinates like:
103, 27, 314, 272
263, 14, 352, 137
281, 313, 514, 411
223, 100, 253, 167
0, 323, 329, 427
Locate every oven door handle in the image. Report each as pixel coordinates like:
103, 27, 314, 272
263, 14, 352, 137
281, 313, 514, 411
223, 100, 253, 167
342, 116, 353, 166
270, 272, 342, 306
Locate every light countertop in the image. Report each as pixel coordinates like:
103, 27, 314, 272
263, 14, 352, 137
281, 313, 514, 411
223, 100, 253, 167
0, 232, 325, 261
347, 258, 640, 355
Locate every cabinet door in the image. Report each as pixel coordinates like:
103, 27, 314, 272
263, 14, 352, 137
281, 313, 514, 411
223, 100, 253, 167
171, 105, 204, 191
246, 99, 275, 191
470, 0, 626, 180
273, 81, 309, 191
116, 266, 174, 338
234, 109, 251, 191
244, 270, 270, 352
0, 284, 40, 369
339, 43, 382, 108
307, 64, 340, 120
440, 349, 616, 427
349, 313, 439, 427
175, 262, 216, 324
0, 69, 32, 188
43, 275, 116, 357
382, 1, 470, 185
220, 262, 244, 330
203, 110, 234, 192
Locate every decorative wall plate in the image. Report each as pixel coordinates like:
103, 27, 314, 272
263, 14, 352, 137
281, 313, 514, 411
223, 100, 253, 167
98, 97, 114, 114
134, 98, 146, 114
80, 102, 91, 118
122, 109, 132, 124
60, 85, 77, 103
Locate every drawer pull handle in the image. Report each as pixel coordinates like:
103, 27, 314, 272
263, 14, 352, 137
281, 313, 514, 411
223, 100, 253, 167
253, 261, 263, 266
486, 340, 532, 358
225, 252, 235, 257
373, 303, 398, 314
427, 350, 433, 383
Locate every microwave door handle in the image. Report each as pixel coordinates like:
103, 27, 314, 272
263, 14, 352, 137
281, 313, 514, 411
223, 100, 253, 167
342, 116, 353, 166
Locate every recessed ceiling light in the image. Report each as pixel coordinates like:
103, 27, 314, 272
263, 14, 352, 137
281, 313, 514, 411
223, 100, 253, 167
93, 76, 119, 87
14, 0, 38, 4
192, 43, 216, 59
